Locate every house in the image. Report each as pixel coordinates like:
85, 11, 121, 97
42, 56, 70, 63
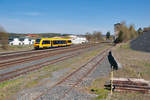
9, 37, 35, 45
22, 38, 31, 45
68, 35, 88, 44
9, 38, 22, 45
26, 34, 39, 38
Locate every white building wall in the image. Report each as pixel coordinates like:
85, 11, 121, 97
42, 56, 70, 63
9, 38, 22, 45
30, 40, 35, 44
9, 38, 35, 45
22, 38, 30, 45
69, 35, 88, 44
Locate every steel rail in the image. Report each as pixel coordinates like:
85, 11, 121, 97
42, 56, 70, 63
0, 45, 92, 69
0, 44, 93, 61
32, 46, 112, 100
0, 44, 104, 83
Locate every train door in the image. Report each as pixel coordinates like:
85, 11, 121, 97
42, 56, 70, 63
52, 40, 58, 47
42, 40, 51, 48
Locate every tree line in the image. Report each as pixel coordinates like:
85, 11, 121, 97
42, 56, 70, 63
85, 31, 103, 42
114, 22, 144, 43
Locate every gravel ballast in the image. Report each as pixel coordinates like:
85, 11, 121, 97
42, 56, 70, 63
130, 31, 150, 52
35, 55, 111, 100
14, 45, 112, 100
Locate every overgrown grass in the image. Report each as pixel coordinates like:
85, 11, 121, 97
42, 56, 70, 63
110, 43, 150, 100
113, 43, 150, 79
89, 77, 110, 100
89, 43, 150, 100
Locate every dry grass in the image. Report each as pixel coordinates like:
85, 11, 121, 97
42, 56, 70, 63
109, 43, 150, 100
113, 43, 150, 79
0, 45, 34, 52
89, 43, 150, 100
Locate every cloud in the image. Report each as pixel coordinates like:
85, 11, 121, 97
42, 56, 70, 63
23, 12, 41, 16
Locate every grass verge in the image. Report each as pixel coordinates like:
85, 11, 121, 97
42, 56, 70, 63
110, 43, 150, 100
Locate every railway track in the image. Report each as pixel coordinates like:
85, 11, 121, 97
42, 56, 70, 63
0, 44, 94, 61
0, 44, 94, 69
32, 46, 112, 100
0, 43, 106, 83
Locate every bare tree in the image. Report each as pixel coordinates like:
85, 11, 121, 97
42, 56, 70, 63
93, 31, 103, 42
85, 31, 103, 43
0, 25, 8, 49
85, 32, 92, 41
114, 22, 137, 43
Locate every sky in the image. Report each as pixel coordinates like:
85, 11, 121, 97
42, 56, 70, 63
0, 0, 150, 35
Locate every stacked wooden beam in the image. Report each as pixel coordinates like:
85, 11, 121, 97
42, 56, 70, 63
105, 78, 150, 93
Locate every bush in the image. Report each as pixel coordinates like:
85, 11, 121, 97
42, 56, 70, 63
114, 22, 138, 43
106, 31, 110, 40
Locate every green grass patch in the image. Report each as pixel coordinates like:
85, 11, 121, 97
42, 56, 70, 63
89, 77, 110, 100
91, 88, 109, 100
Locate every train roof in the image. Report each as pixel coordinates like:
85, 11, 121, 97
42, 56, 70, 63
37, 38, 71, 40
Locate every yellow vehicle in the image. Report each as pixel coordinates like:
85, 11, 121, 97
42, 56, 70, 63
34, 38, 72, 49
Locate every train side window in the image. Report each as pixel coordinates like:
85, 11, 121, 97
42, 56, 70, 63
59, 41, 61, 44
58, 41, 60, 44
53, 41, 56, 44
42, 40, 50, 44
54, 41, 59, 44
68, 40, 72, 43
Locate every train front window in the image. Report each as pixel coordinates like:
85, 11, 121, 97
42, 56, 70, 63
35, 39, 41, 44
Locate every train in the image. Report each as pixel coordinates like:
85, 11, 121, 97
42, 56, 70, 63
34, 38, 72, 49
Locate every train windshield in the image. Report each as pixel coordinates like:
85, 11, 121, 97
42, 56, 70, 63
35, 39, 41, 44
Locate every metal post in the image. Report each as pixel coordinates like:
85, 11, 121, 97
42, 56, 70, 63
111, 66, 113, 95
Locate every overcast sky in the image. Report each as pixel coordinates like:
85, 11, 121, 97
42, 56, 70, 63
0, 0, 150, 34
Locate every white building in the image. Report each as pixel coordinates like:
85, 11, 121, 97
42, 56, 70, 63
69, 35, 88, 44
9, 38, 22, 45
9, 37, 35, 45
22, 38, 31, 45
30, 39, 35, 44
